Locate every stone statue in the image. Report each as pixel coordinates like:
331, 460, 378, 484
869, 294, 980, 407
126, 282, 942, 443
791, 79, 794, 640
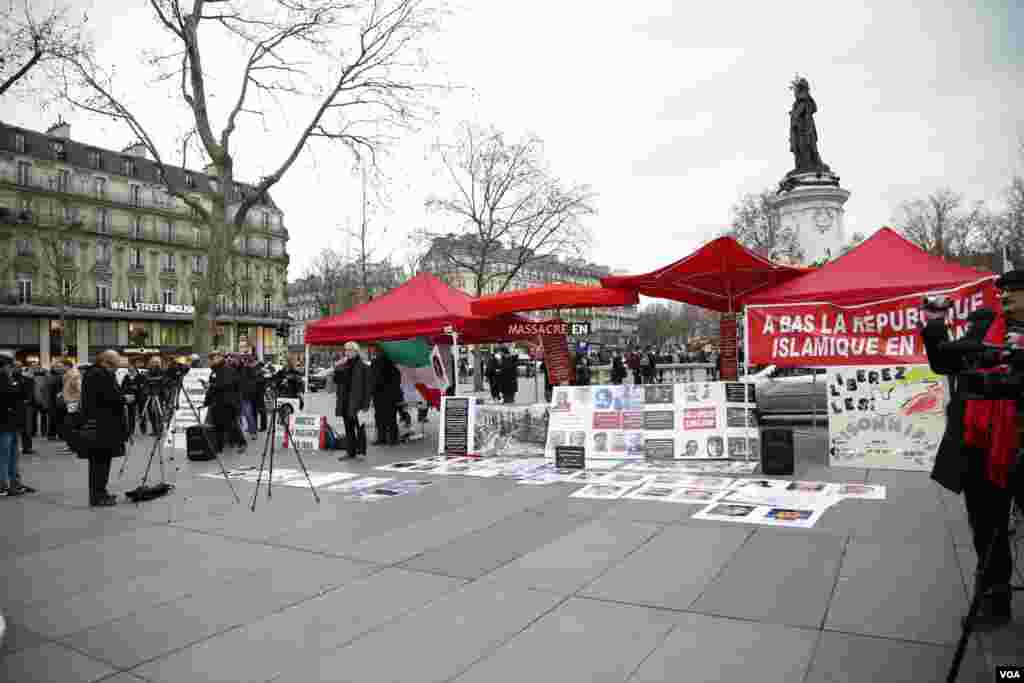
788, 76, 829, 173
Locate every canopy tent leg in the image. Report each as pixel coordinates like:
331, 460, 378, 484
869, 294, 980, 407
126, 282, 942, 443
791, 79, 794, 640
304, 344, 310, 398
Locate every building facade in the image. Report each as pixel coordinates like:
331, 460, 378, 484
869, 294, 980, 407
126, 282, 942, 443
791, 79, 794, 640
421, 234, 639, 347
286, 261, 406, 365
0, 119, 291, 367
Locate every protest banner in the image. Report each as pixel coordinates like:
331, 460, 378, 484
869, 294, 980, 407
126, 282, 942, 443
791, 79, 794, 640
746, 279, 997, 367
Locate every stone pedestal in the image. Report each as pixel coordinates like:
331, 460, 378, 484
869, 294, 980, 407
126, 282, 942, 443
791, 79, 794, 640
771, 171, 851, 265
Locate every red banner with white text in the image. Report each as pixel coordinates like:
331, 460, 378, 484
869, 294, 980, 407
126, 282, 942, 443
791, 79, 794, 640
746, 279, 998, 367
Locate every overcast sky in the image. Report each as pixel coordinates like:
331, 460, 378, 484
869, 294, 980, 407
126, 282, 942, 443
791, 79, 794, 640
2, 0, 1021, 284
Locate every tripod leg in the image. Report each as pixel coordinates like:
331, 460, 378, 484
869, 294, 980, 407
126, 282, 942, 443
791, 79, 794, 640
179, 378, 240, 504
268, 410, 276, 500
281, 419, 321, 504
251, 408, 275, 511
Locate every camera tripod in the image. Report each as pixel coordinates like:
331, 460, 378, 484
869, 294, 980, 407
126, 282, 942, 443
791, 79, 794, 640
121, 372, 240, 505
249, 386, 320, 511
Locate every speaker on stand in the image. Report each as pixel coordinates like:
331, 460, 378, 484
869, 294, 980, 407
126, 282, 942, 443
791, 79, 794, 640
761, 427, 795, 475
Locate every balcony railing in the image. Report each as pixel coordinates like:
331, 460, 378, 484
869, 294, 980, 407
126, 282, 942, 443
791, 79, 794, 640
0, 293, 101, 309
214, 303, 291, 319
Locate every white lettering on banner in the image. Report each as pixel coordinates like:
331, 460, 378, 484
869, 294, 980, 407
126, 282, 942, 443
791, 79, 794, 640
110, 301, 195, 315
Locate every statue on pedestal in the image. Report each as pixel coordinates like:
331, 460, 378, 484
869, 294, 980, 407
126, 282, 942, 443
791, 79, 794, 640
789, 76, 829, 173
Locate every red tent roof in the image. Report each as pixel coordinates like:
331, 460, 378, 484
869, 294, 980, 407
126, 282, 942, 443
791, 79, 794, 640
470, 283, 639, 317
304, 272, 529, 345
742, 227, 997, 307
600, 236, 810, 312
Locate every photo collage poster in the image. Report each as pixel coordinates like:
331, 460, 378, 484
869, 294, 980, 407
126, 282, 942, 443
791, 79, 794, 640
439, 397, 550, 458
546, 382, 760, 460
827, 365, 946, 471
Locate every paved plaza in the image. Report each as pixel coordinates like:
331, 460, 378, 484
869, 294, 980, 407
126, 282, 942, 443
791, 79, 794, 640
1, 388, 1021, 682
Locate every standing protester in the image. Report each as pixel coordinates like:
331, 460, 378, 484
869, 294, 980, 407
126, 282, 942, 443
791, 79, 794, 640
921, 272, 1024, 630
120, 361, 144, 436
486, 350, 502, 402
204, 351, 247, 456
611, 353, 627, 385
0, 351, 28, 496
500, 347, 519, 404
627, 349, 641, 385
59, 358, 82, 438
641, 347, 656, 385
79, 350, 128, 507
573, 354, 592, 387
18, 364, 36, 456
44, 361, 64, 439
239, 358, 263, 441
370, 347, 402, 446
334, 343, 371, 459
31, 365, 48, 443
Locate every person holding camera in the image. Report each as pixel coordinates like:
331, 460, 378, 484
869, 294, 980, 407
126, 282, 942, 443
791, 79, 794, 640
921, 271, 1024, 631
334, 343, 371, 459
204, 351, 247, 456
79, 350, 128, 507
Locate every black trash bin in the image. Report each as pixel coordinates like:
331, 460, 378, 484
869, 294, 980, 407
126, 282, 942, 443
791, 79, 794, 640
186, 424, 220, 461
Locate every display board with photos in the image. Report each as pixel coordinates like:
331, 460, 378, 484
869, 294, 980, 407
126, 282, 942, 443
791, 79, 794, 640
827, 364, 947, 471
439, 397, 549, 457
283, 413, 324, 451
545, 382, 760, 460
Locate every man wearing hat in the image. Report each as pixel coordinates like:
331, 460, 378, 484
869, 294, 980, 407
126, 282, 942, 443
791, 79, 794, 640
921, 270, 1024, 631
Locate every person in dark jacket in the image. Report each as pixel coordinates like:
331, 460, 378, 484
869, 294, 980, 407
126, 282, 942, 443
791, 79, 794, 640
370, 347, 402, 446
334, 342, 371, 459
610, 354, 627, 385
500, 348, 518, 404
44, 361, 64, 439
204, 351, 246, 456
0, 351, 28, 496
920, 273, 1024, 630
486, 351, 501, 402
573, 354, 591, 387
80, 350, 128, 506
642, 347, 657, 384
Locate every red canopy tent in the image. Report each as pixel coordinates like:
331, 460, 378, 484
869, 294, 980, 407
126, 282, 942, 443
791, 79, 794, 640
469, 283, 638, 317
741, 227, 995, 307
304, 272, 530, 346
600, 236, 810, 312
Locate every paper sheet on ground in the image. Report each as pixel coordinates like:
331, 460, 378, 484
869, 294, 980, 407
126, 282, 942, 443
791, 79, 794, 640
569, 483, 636, 500
325, 476, 394, 492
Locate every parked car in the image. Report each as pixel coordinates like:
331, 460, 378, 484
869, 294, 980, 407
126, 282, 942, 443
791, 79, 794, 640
751, 365, 828, 422
308, 367, 331, 392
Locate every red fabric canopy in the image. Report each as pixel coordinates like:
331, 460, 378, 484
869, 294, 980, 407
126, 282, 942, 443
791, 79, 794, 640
742, 227, 996, 307
600, 236, 810, 312
470, 283, 638, 317
304, 272, 530, 345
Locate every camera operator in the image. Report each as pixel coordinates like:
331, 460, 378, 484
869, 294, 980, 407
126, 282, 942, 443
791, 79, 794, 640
272, 358, 305, 407
921, 271, 1024, 631
121, 359, 146, 436
204, 351, 247, 456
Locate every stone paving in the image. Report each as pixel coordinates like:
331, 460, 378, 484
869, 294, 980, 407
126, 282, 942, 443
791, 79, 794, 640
1, 389, 1022, 682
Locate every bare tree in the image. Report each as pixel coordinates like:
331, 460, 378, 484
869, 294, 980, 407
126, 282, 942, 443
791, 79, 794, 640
0, 0, 92, 98
301, 247, 354, 317
839, 231, 866, 256
894, 188, 984, 259
56, 0, 441, 360
727, 190, 803, 263
422, 122, 596, 389
37, 222, 84, 356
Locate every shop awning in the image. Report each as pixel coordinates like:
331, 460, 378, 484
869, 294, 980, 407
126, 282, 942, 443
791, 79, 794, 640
469, 283, 639, 317
600, 236, 810, 312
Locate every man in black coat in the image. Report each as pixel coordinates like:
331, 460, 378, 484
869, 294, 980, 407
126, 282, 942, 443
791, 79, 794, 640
80, 350, 128, 506
370, 348, 402, 446
204, 351, 246, 456
334, 343, 372, 458
500, 348, 519, 404
486, 351, 501, 402
921, 272, 1024, 630
0, 351, 28, 496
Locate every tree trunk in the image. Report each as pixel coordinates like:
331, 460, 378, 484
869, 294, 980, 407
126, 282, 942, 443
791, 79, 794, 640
59, 306, 67, 357
193, 298, 212, 366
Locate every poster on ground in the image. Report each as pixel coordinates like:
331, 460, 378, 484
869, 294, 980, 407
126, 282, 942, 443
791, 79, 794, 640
826, 364, 947, 471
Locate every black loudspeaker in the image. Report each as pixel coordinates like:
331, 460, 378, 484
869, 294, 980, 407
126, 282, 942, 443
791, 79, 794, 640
761, 427, 795, 475
186, 425, 219, 461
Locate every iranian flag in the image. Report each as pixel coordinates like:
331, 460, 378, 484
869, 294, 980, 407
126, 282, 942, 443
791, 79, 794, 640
379, 339, 451, 408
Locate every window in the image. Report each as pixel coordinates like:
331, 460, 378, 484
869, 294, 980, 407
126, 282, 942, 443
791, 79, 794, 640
244, 261, 252, 278
88, 150, 100, 169
61, 279, 74, 299
191, 287, 200, 305
52, 141, 66, 161
16, 275, 31, 304
161, 288, 176, 306
160, 252, 176, 272
159, 221, 174, 242
262, 212, 270, 230
96, 240, 112, 265
130, 184, 141, 207
14, 133, 25, 154
191, 254, 206, 274
269, 239, 283, 257
17, 161, 30, 186
56, 169, 70, 192
263, 266, 272, 282
193, 226, 200, 246
184, 172, 194, 188
129, 285, 144, 306
263, 294, 272, 314
132, 216, 143, 239
15, 238, 32, 256
96, 284, 111, 308
130, 247, 143, 269
94, 177, 106, 198
122, 157, 136, 177
97, 207, 111, 234
240, 290, 250, 311
62, 239, 76, 259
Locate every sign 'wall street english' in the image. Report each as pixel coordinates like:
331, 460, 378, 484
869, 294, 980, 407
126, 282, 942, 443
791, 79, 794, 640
111, 301, 196, 314
746, 280, 997, 367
